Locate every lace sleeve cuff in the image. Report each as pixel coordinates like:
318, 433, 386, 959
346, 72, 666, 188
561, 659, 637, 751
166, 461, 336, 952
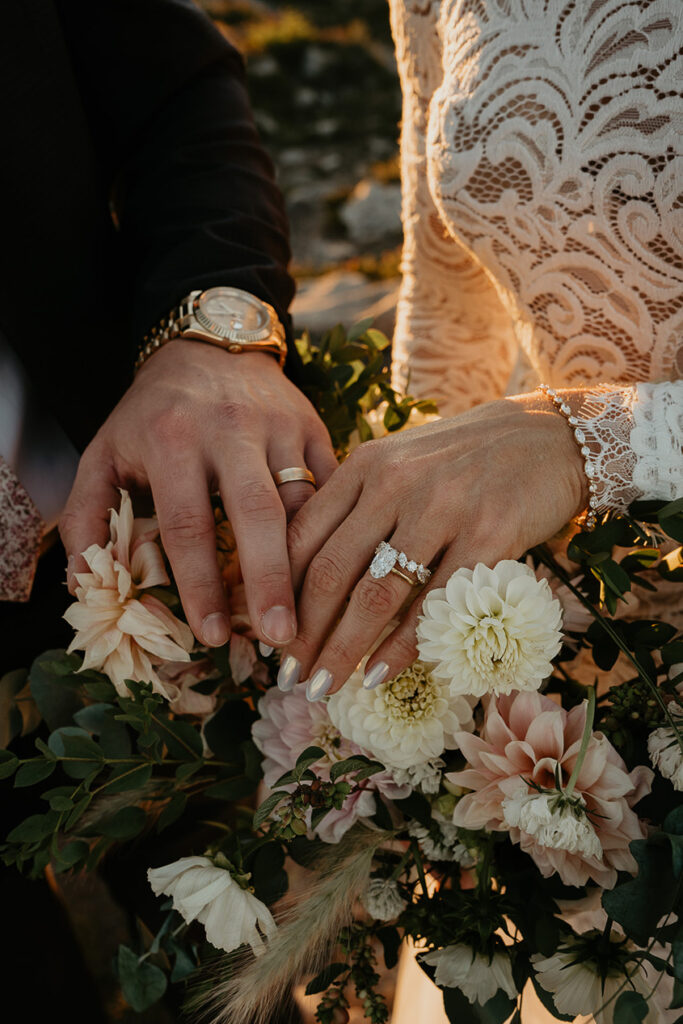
562, 382, 683, 517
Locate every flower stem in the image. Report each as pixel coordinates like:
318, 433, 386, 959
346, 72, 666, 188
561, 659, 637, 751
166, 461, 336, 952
564, 687, 596, 799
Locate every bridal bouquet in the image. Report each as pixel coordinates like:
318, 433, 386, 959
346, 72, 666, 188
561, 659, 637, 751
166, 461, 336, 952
2, 321, 683, 1024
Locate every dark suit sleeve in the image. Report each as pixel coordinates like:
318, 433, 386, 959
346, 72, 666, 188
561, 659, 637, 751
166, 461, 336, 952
53, 0, 297, 370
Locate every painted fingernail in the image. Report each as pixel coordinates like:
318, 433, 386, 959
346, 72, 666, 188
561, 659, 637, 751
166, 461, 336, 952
259, 642, 274, 657
306, 669, 333, 702
363, 662, 390, 690
261, 605, 296, 645
202, 612, 229, 648
277, 654, 301, 692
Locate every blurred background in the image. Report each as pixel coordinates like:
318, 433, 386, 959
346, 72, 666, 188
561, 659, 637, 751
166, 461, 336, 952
199, 0, 403, 338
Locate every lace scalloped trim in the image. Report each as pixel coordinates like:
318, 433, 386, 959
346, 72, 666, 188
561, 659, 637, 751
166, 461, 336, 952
631, 381, 683, 501
574, 387, 640, 515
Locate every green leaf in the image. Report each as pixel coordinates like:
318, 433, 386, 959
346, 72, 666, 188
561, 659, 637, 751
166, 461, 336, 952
251, 842, 288, 905
201, 700, 257, 759
329, 754, 383, 783
7, 811, 60, 844
602, 839, 676, 945
613, 991, 648, 1024
156, 716, 203, 760
394, 791, 433, 828
663, 642, 683, 666
157, 792, 187, 833
99, 806, 147, 840
117, 944, 167, 1012
176, 761, 203, 781
595, 559, 632, 597
104, 763, 153, 795
53, 840, 89, 870
365, 328, 391, 351
29, 650, 84, 729
347, 316, 375, 342
0, 669, 29, 747
204, 775, 256, 801
74, 702, 132, 758
295, 745, 326, 771
304, 962, 348, 995
253, 791, 285, 828
377, 925, 401, 969
48, 726, 104, 762
65, 794, 92, 831
0, 749, 19, 779
441, 985, 517, 1024
14, 759, 56, 788
168, 939, 197, 983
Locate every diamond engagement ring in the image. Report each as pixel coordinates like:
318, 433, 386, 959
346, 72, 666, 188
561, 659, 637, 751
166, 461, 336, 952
369, 541, 431, 586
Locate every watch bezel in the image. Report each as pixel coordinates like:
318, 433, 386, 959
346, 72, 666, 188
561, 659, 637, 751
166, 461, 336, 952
194, 286, 273, 343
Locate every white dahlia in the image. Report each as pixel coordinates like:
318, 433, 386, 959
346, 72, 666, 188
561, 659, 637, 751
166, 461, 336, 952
327, 661, 475, 770
147, 855, 276, 956
501, 789, 602, 861
417, 560, 563, 698
421, 945, 516, 1005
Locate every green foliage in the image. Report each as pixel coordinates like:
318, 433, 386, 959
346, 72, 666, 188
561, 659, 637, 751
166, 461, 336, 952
296, 321, 436, 455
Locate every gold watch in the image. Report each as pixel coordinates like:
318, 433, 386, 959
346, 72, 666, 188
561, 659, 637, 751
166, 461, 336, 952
135, 286, 287, 372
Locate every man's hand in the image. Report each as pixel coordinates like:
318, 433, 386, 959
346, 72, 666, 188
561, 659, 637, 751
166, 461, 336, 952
59, 341, 337, 649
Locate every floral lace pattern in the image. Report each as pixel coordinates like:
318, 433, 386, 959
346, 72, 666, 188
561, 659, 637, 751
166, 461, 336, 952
389, 0, 683, 503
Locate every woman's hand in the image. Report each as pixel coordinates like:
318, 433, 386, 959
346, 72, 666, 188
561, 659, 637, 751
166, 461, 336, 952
281, 390, 589, 698
59, 341, 336, 651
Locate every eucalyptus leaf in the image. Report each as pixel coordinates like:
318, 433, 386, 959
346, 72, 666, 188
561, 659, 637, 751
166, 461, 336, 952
305, 962, 348, 995
14, 760, 56, 788
613, 990, 648, 1024
29, 650, 84, 729
117, 945, 167, 1012
99, 806, 147, 840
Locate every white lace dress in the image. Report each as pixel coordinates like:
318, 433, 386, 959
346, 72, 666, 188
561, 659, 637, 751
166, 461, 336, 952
386, 1, 682, 1020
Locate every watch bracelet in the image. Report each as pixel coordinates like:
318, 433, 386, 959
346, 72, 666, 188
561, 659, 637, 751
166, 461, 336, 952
134, 291, 287, 373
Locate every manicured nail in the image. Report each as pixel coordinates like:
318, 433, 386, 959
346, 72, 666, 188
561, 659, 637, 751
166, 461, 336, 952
261, 605, 296, 645
306, 669, 333, 702
259, 642, 274, 657
277, 654, 301, 692
66, 555, 77, 590
363, 662, 390, 690
202, 612, 229, 647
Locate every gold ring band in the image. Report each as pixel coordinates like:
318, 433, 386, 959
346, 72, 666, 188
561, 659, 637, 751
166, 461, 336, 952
390, 566, 420, 587
273, 467, 316, 487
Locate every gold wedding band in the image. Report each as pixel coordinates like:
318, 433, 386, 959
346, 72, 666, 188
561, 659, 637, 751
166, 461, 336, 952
273, 467, 316, 487
390, 566, 420, 587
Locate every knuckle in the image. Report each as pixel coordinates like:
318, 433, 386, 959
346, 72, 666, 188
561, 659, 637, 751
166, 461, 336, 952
387, 629, 418, 665
286, 513, 309, 559
258, 565, 290, 590
162, 505, 215, 546
237, 481, 282, 522
215, 401, 249, 429
149, 406, 191, 445
323, 635, 352, 665
307, 553, 346, 596
354, 577, 397, 618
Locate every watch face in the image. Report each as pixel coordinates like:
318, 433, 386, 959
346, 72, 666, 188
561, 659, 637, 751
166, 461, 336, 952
196, 287, 271, 341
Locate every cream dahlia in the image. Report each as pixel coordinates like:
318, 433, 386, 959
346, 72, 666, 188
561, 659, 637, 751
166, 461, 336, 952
251, 682, 408, 843
327, 660, 475, 771
450, 691, 652, 888
64, 490, 194, 697
416, 560, 563, 698
148, 855, 276, 956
